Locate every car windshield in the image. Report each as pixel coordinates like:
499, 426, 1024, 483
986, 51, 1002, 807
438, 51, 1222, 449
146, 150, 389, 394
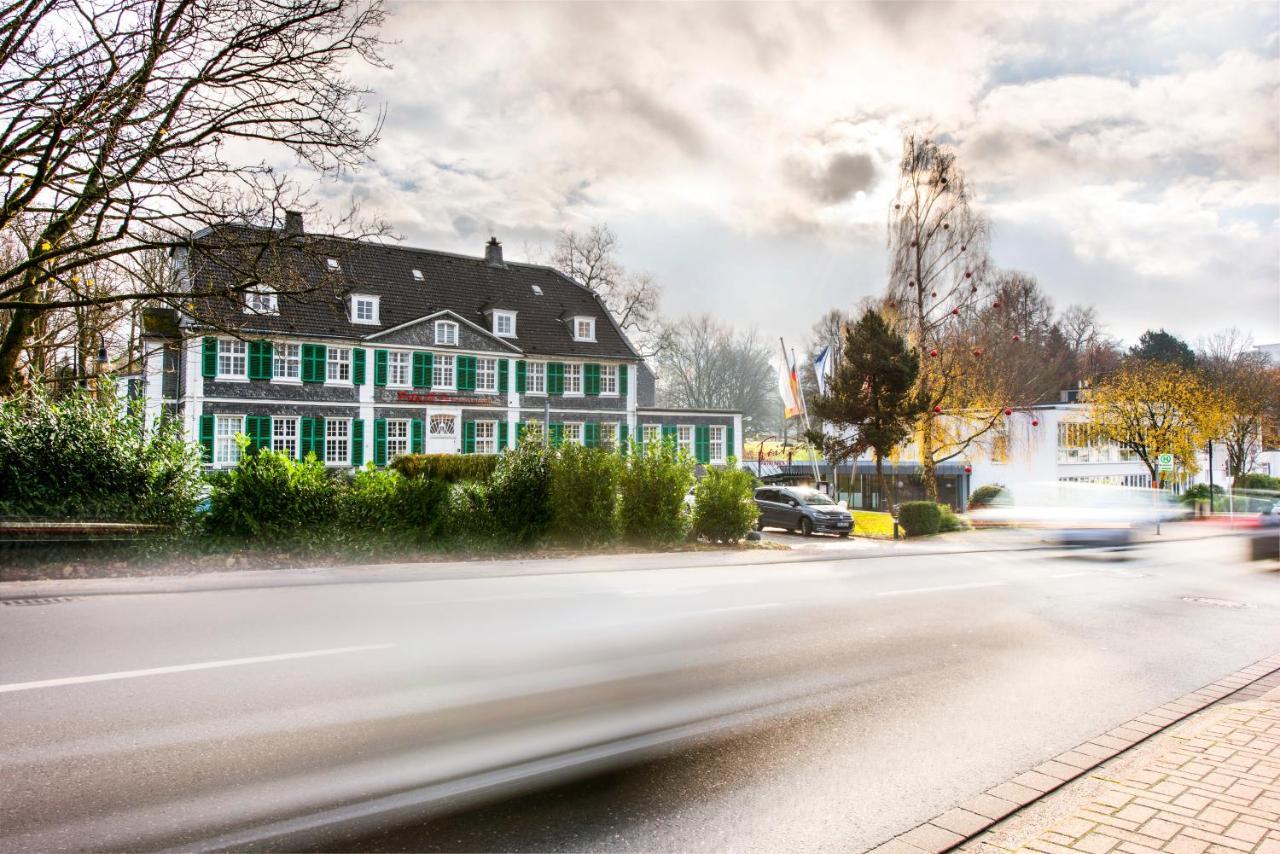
793, 489, 835, 506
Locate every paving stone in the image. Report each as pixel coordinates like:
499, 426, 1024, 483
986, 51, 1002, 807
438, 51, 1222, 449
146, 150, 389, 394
930, 808, 991, 837
899, 822, 965, 852
959, 793, 1020, 821
987, 781, 1040, 804
1075, 833, 1121, 853
1161, 834, 1210, 854
1014, 770, 1065, 793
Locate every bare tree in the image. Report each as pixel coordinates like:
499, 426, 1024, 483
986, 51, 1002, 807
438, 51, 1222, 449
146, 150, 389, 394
551, 224, 669, 357
0, 0, 390, 394
1059, 303, 1121, 383
1197, 329, 1280, 478
799, 307, 848, 405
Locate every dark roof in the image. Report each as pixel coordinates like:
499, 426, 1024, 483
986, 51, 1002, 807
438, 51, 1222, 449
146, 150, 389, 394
184, 226, 640, 360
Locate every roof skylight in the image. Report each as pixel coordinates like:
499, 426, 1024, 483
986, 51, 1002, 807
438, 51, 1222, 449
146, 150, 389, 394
411, 269, 423, 281
531, 284, 543, 296
325, 258, 340, 272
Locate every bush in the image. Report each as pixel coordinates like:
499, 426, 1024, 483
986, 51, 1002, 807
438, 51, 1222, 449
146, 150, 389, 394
549, 444, 621, 546
0, 386, 202, 524
692, 459, 757, 543
397, 475, 452, 542
1235, 473, 1280, 492
619, 440, 695, 545
447, 480, 496, 542
937, 503, 969, 533
392, 453, 499, 483
205, 443, 339, 542
967, 483, 1006, 510
486, 437, 553, 545
897, 501, 941, 537
1181, 483, 1225, 504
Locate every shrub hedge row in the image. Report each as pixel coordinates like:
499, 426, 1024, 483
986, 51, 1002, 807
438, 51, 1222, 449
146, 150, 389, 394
391, 453, 500, 483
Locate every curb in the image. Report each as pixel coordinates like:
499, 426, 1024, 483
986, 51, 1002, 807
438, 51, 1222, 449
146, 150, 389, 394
868, 652, 1280, 854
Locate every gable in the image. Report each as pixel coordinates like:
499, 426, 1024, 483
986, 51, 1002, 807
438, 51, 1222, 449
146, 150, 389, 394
365, 310, 521, 353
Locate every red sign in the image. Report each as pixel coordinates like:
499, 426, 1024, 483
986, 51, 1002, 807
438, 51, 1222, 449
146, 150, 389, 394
395, 391, 492, 406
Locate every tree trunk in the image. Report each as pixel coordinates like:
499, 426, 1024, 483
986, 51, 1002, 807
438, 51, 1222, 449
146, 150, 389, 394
0, 304, 34, 396
876, 455, 887, 512
919, 412, 939, 502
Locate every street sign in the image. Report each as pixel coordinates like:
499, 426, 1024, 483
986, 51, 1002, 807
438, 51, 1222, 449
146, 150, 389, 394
1157, 453, 1174, 471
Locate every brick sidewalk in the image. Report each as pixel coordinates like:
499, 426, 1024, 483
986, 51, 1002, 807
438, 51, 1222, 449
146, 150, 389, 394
993, 691, 1280, 854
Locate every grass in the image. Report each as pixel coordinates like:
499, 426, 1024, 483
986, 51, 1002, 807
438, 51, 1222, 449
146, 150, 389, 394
852, 509, 896, 539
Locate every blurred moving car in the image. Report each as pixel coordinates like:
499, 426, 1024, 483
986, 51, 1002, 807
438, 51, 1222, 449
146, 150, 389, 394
754, 486, 853, 537
967, 481, 1188, 546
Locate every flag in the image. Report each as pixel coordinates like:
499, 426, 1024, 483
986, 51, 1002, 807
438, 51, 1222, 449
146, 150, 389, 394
813, 345, 833, 396
778, 342, 803, 419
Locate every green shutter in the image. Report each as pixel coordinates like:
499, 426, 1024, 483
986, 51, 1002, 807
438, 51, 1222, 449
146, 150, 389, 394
584, 422, 599, 448
584, 363, 600, 396
199, 414, 214, 462
247, 341, 272, 380
619, 423, 629, 455
202, 338, 218, 378
498, 359, 509, 394
619, 364, 628, 396
498, 420, 508, 450
462, 420, 476, 454
549, 423, 564, 447
352, 349, 366, 386
351, 419, 365, 466
547, 362, 564, 395
374, 350, 388, 386
457, 356, 476, 391
726, 425, 735, 462
515, 360, 527, 393
695, 424, 711, 464
245, 415, 270, 453
302, 344, 326, 384
412, 352, 432, 388
373, 419, 387, 466
300, 417, 315, 460
411, 417, 424, 453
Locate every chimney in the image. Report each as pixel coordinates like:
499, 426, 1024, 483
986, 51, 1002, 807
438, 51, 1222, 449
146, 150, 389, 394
284, 210, 304, 235
485, 236, 504, 267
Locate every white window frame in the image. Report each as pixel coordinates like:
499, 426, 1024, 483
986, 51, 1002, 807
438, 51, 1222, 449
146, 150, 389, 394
387, 350, 411, 387
272, 342, 301, 382
476, 357, 498, 393
325, 257, 341, 272
214, 414, 244, 467
324, 418, 351, 466
677, 425, 693, 457
573, 316, 596, 342
492, 310, 517, 338
475, 420, 497, 454
243, 286, 278, 316
216, 339, 247, 380
525, 360, 546, 395
433, 353, 455, 389
600, 421, 619, 451
563, 422, 584, 446
272, 416, 299, 458
411, 269, 424, 282
434, 320, 458, 346
326, 347, 352, 384
351, 294, 380, 325
643, 424, 662, 447
601, 364, 618, 396
386, 418, 410, 459
710, 425, 726, 464
564, 362, 583, 396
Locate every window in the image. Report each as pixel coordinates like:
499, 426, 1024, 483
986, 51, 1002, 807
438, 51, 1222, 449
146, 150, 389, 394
325, 257, 341, 272
386, 419, 410, 459
433, 353, 455, 388
601, 364, 618, 395
531, 285, 543, 296
643, 424, 662, 446
573, 316, 596, 341
217, 339, 247, 378
526, 361, 546, 394
600, 422, 619, 451
325, 419, 350, 465
493, 310, 516, 338
434, 320, 458, 346
244, 287, 278, 315
214, 415, 243, 466
710, 425, 726, 463
476, 357, 497, 392
352, 294, 379, 325
273, 343, 301, 381
563, 422, 583, 445
475, 421, 497, 454
677, 425, 693, 456
411, 269, 424, 282
387, 350, 410, 387
326, 347, 351, 383
272, 417, 299, 458
564, 363, 582, 395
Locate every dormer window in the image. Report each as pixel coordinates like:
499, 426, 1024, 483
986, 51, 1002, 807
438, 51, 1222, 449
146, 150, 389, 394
351, 294, 379, 325
531, 285, 543, 296
411, 269, 424, 282
325, 258, 341, 272
243, 286, 278, 315
573, 316, 596, 342
434, 320, 458, 346
492, 310, 516, 338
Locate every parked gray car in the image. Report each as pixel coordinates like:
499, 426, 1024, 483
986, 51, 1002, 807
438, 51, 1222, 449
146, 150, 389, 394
754, 486, 853, 537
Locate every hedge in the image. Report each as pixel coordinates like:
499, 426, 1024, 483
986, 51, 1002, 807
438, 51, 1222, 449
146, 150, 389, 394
619, 440, 695, 545
392, 453, 500, 483
967, 484, 1006, 510
897, 501, 941, 537
692, 459, 757, 543
549, 444, 621, 545
1234, 473, 1280, 492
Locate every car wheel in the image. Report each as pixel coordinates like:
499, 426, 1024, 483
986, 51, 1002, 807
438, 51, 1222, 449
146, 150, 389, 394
800, 517, 813, 537
838, 531, 850, 538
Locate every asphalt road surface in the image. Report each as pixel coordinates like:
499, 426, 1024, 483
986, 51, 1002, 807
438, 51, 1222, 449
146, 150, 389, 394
2, 531, 1278, 852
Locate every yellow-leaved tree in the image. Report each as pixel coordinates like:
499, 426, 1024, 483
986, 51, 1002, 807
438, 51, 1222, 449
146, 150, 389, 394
1088, 361, 1227, 486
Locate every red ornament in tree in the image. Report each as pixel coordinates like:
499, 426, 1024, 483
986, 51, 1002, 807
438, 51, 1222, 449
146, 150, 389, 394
1004, 408, 1013, 416
1031, 419, 1040, 427
964, 271, 972, 279
933, 405, 942, 414
964, 465, 972, 474
951, 308, 960, 315
960, 245, 967, 251
973, 348, 983, 357
1012, 334, 1020, 341
931, 290, 937, 297
971, 286, 978, 293
943, 222, 950, 230
993, 300, 1001, 308
908, 279, 915, 287
929, 349, 938, 357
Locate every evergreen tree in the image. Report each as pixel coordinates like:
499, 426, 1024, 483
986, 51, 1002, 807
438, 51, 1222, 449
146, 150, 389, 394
1128, 329, 1196, 369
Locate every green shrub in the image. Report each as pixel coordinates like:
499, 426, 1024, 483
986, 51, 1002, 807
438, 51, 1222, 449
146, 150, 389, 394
692, 459, 757, 543
937, 503, 969, 533
967, 483, 1006, 510
206, 443, 338, 542
549, 444, 621, 545
486, 437, 552, 545
1181, 483, 1225, 504
1234, 473, 1280, 492
392, 453, 499, 483
0, 386, 201, 524
397, 475, 451, 542
897, 501, 941, 537
619, 440, 695, 545
447, 480, 496, 541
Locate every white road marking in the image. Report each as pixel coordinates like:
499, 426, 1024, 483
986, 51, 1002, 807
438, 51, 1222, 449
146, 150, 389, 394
876, 581, 1006, 597
0, 644, 395, 695
1051, 572, 1090, 579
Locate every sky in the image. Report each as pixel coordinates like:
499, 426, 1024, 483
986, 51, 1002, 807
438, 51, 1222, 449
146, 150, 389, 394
301, 0, 1280, 351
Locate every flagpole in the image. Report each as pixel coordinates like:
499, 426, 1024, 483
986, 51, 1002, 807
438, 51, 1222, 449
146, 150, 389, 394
789, 345, 822, 486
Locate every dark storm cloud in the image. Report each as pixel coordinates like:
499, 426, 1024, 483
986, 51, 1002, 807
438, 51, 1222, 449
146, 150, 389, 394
789, 151, 879, 204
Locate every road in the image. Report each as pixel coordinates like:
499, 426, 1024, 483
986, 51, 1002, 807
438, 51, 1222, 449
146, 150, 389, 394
2, 530, 1278, 852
